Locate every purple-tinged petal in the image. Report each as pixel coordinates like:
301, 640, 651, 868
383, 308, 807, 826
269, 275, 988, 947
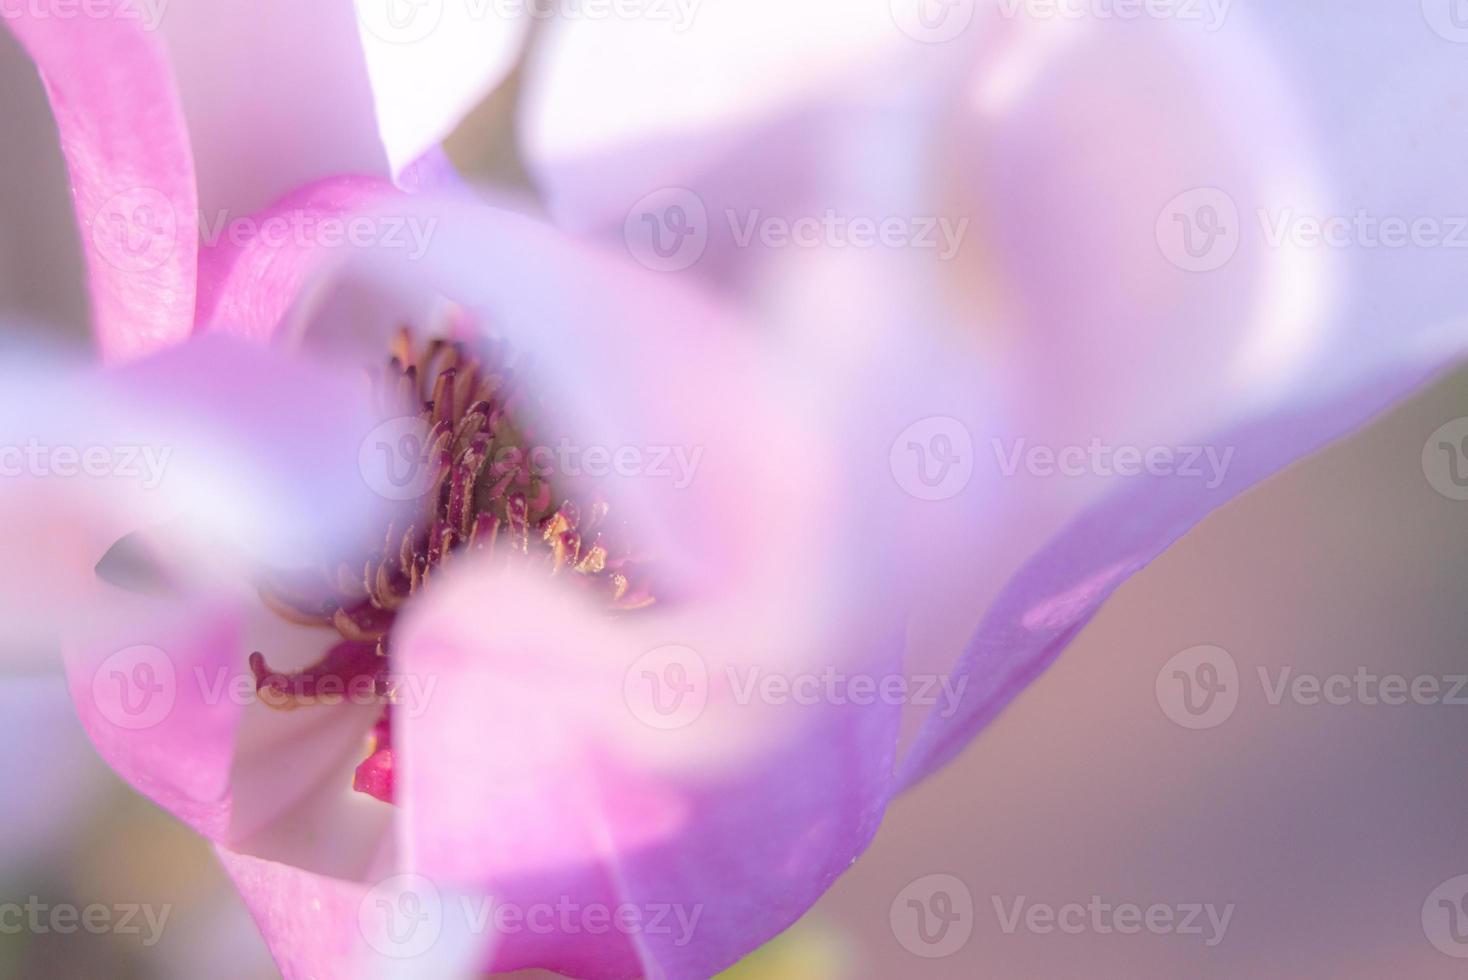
154, 0, 389, 218
900, 357, 1463, 787
393, 560, 905, 980
2, 2, 198, 362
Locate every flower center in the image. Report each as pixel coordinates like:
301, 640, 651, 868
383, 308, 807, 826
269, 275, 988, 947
249, 326, 654, 803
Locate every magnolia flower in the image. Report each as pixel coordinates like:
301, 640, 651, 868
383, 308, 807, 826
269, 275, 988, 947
3, 2, 1466, 979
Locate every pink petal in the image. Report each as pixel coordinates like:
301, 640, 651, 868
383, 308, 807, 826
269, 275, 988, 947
196, 176, 399, 344
0, 333, 403, 842
3, 3, 198, 362
393, 560, 904, 979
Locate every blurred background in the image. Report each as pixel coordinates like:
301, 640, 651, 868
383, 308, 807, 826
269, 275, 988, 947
5, 7, 1468, 979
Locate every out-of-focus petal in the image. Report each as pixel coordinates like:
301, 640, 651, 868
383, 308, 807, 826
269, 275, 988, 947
2, 1, 198, 362
271, 196, 906, 977
351, 0, 529, 178
154, 0, 389, 218
217, 843, 495, 980
899, 356, 1459, 786
0, 333, 395, 646
196, 176, 400, 344
394, 560, 904, 979
520, 0, 906, 226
